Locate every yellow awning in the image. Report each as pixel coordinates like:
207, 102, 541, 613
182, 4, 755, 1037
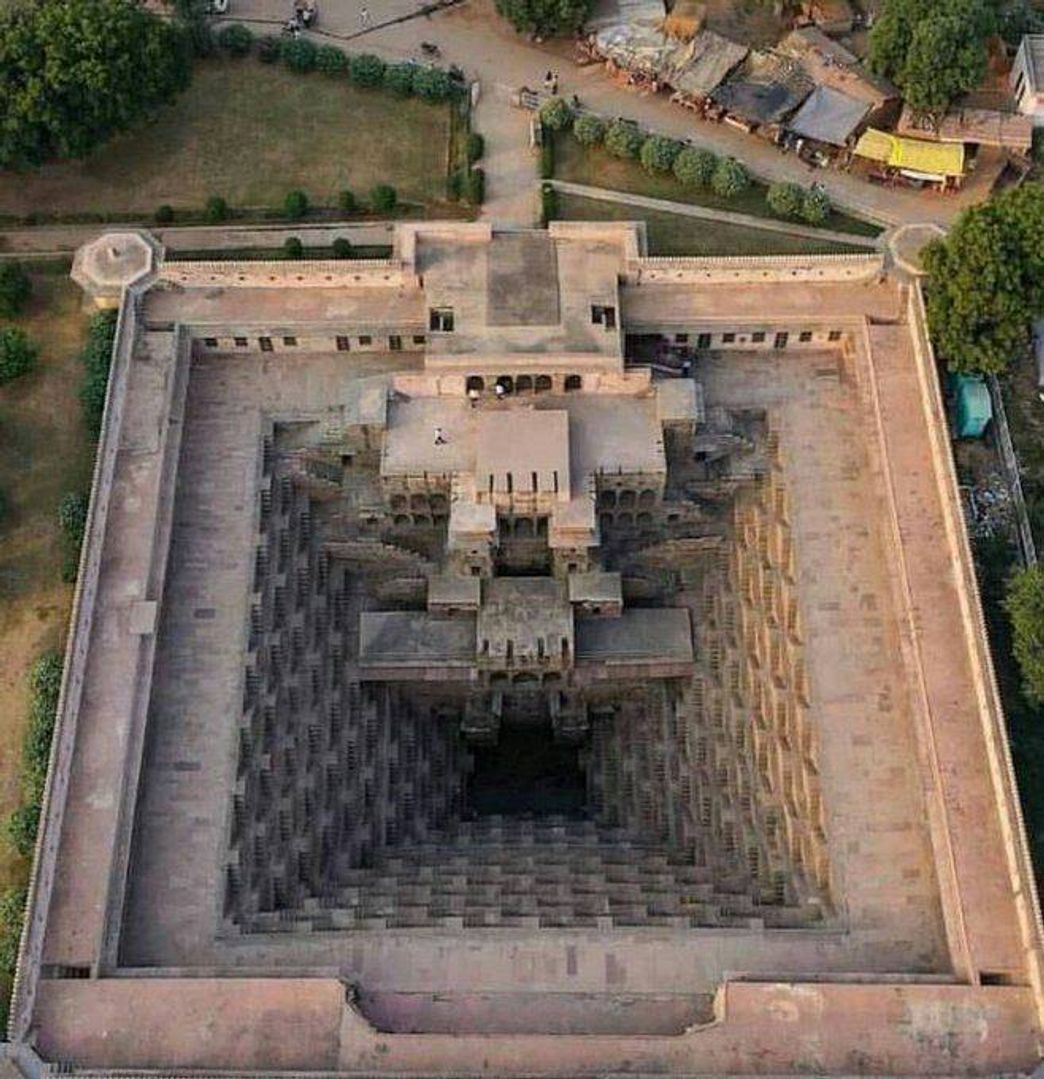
854, 128, 964, 177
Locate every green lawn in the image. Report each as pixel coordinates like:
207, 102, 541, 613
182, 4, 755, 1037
554, 194, 868, 257
0, 58, 455, 220
0, 275, 90, 890
553, 133, 882, 238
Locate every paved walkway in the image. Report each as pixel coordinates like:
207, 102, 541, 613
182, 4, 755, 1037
0, 220, 395, 258
222, 0, 992, 229
548, 179, 882, 249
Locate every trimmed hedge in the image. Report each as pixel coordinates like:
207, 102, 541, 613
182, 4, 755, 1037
539, 135, 554, 180
79, 309, 118, 441
465, 167, 485, 205
466, 131, 485, 163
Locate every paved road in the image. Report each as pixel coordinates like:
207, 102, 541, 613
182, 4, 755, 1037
0, 220, 396, 257
548, 179, 882, 248
223, 0, 990, 229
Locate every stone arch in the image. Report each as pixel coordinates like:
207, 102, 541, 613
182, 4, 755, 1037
466, 375, 484, 393
564, 374, 582, 391
516, 374, 533, 393
535, 374, 553, 393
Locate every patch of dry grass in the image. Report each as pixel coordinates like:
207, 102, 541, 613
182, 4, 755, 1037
0, 275, 90, 888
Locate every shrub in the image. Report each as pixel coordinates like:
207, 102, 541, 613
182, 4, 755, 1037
370, 183, 397, 213
281, 37, 318, 73
154, 204, 175, 225
539, 136, 554, 179
205, 194, 228, 223
284, 189, 309, 219
316, 44, 348, 76
350, 53, 386, 87
538, 97, 573, 132
466, 131, 485, 163
332, 237, 352, 259
257, 34, 280, 63
639, 134, 682, 174
217, 22, 253, 56
0, 327, 37, 384
79, 309, 118, 440
801, 186, 831, 226
672, 146, 716, 187
0, 488, 7, 529
572, 113, 605, 146
58, 490, 89, 582
338, 189, 357, 213
0, 261, 31, 318
540, 182, 559, 226
465, 167, 485, 205
184, 16, 214, 58
604, 119, 643, 160
384, 61, 417, 96
413, 66, 452, 102
448, 169, 465, 200
766, 181, 805, 219
710, 156, 750, 198
283, 236, 304, 259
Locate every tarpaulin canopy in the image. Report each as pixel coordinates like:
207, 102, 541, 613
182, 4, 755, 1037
787, 84, 869, 146
712, 49, 814, 126
666, 30, 749, 98
854, 128, 965, 178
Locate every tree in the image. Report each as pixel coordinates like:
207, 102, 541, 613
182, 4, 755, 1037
370, 184, 398, 213
257, 34, 280, 63
0, 327, 36, 384
1005, 564, 1044, 704
494, 0, 594, 37
539, 98, 573, 132
801, 186, 831, 225
332, 237, 352, 259
572, 114, 605, 147
205, 195, 228, 223
284, 189, 309, 219
154, 204, 175, 225
868, 0, 994, 114
767, 181, 804, 219
604, 120, 643, 160
384, 61, 417, 96
0, 0, 192, 168
350, 53, 386, 87
923, 183, 1044, 375
639, 135, 682, 174
281, 37, 317, 73
672, 146, 716, 187
283, 236, 304, 259
338, 189, 357, 213
217, 23, 253, 56
317, 44, 349, 76
0, 261, 31, 318
413, 66, 452, 102
711, 157, 750, 198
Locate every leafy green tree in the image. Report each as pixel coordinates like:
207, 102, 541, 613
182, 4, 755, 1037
767, 181, 804, 219
0, 0, 192, 168
154, 204, 175, 225
79, 309, 118, 440
0, 261, 31, 318
539, 98, 573, 132
332, 237, 352, 259
572, 114, 605, 146
281, 36, 317, 73
1005, 564, 1044, 704
350, 53, 386, 87
413, 66, 452, 102
604, 120, 643, 160
283, 236, 304, 259
923, 183, 1044, 375
800, 186, 831, 225
205, 195, 228, 223
0, 327, 36, 384
284, 189, 309, 219
384, 61, 417, 96
672, 146, 716, 187
217, 23, 253, 56
639, 135, 682, 174
494, 0, 593, 36
711, 157, 750, 198
370, 184, 398, 213
868, 0, 994, 113
316, 44, 348, 76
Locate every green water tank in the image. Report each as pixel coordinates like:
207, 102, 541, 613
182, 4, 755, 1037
951, 374, 992, 439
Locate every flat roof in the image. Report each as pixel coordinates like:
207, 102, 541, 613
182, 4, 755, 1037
358, 612, 475, 665
476, 409, 570, 496
576, 608, 693, 661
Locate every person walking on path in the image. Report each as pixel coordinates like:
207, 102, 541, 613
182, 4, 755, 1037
434, 426, 447, 446
359, 5, 370, 28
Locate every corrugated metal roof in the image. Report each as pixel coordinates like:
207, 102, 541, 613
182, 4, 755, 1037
853, 128, 965, 177
897, 106, 1033, 152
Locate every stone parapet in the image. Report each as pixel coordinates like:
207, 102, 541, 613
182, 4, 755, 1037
631, 251, 883, 285
157, 258, 405, 289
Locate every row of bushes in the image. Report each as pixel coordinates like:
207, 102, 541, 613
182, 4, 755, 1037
155, 183, 400, 226
214, 22, 460, 103
539, 99, 834, 222
80, 310, 118, 442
